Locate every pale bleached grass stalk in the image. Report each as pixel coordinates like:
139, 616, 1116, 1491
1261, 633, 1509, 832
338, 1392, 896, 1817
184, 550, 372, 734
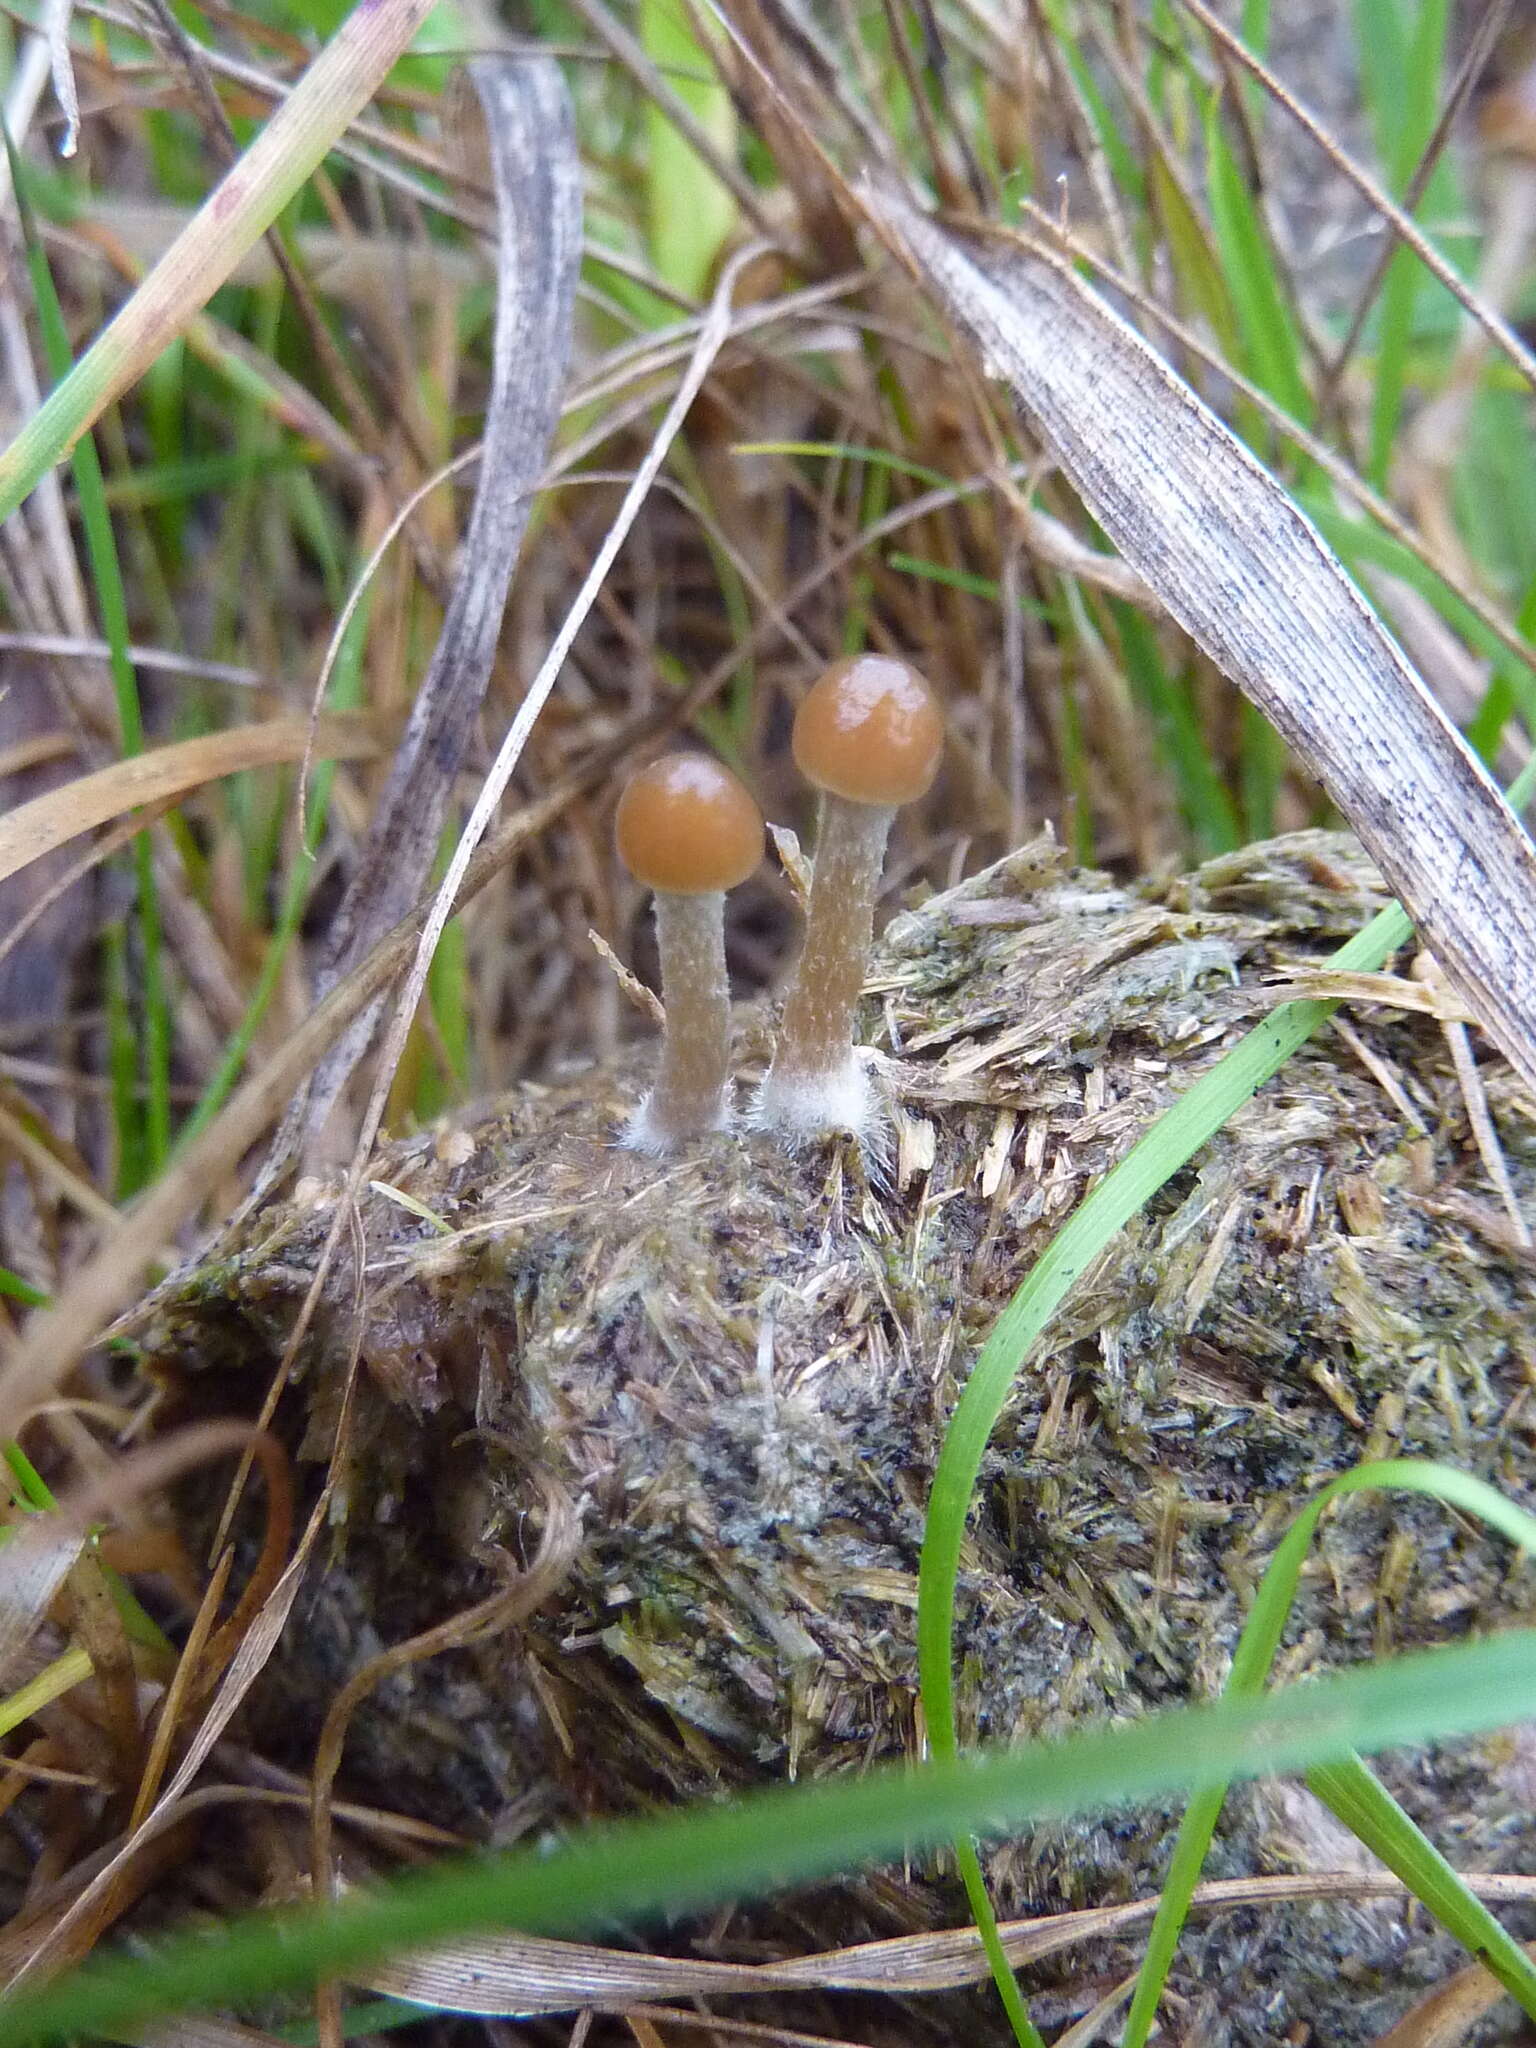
0, 0, 439, 523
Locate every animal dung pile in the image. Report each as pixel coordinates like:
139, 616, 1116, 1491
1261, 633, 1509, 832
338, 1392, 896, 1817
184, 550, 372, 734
145, 829, 1536, 2046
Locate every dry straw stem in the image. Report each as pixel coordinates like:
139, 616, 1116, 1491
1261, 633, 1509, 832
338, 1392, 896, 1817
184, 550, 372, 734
865, 189, 1536, 1102
0, 0, 438, 521
0, 716, 379, 885
296, 57, 581, 1147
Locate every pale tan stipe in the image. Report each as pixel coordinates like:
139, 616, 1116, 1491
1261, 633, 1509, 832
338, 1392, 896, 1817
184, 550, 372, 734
757, 798, 893, 1127
757, 654, 943, 1140
614, 753, 763, 1152
629, 892, 733, 1150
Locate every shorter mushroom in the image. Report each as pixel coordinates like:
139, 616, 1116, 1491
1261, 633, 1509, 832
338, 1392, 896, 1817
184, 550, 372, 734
756, 653, 943, 1143
615, 753, 764, 1154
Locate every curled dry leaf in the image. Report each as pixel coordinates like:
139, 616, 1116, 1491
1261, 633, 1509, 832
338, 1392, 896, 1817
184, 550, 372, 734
363, 1871, 1536, 2018
0, 716, 378, 887
861, 188, 1536, 1099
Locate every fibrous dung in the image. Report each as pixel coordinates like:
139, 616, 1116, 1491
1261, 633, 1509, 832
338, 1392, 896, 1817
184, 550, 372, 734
146, 830, 1536, 2046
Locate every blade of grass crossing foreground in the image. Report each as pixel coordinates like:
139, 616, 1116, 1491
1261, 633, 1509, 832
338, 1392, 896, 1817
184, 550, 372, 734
16, 148, 172, 1173
1123, 1461, 1536, 2044
9, 1633, 1536, 2048
915, 899, 1406, 2038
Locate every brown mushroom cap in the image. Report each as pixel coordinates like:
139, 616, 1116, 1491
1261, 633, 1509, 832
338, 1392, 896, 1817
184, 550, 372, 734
616, 754, 764, 895
792, 654, 943, 807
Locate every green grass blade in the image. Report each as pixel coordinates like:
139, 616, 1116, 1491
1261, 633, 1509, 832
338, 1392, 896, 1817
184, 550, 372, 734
912, 903, 1406, 2028
177, 589, 371, 1146
1114, 600, 1242, 853
1307, 1753, 1536, 2013
887, 552, 1046, 609
17, 147, 172, 1171
917, 889, 1413, 1757
9, 1630, 1536, 2048
1203, 95, 1312, 430
1364, 0, 1451, 489
733, 441, 953, 491
1123, 1460, 1536, 2044
1351, 0, 1409, 159
0, 1269, 49, 1310
641, 0, 736, 301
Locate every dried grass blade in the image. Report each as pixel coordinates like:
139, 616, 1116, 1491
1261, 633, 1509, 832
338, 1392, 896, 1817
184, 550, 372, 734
0, 716, 378, 886
863, 190, 1536, 1095
361, 1868, 1536, 2017
5, 1546, 311, 1992
297, 55, 581, 1141
0, 780, 578, 1466
0, 0, 439, 520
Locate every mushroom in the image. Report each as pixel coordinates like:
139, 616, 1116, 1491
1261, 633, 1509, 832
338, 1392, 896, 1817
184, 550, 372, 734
615, 753, 764, 1153
756, 653, 943, 1142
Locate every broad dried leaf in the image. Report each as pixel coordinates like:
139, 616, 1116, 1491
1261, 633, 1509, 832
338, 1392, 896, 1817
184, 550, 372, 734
864, 191, 1536, 1097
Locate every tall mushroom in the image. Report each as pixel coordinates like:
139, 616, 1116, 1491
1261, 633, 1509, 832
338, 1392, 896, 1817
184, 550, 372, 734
756, 654, 943, 1142
615, 753, 764, 1153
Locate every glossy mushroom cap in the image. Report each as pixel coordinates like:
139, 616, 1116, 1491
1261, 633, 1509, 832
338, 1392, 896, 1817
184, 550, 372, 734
616, 754, 764, 895
792, 654, 943, 809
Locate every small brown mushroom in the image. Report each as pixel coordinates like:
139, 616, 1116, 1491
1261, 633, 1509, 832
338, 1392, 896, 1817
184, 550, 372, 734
615, 754, 764, 1153
756, 654, 943, 1142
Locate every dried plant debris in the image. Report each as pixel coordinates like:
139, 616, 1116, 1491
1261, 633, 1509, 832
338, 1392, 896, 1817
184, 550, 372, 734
143, 830, 1536, 2046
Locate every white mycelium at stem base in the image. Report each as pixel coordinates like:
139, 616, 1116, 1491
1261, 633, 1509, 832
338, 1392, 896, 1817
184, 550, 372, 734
756, 653, 943, 1144
758, 795, 893, 1134
615, 754, 764, 1155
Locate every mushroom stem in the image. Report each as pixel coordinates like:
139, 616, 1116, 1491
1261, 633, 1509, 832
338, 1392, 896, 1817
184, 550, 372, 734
758, 795, 894, 1130
628, 890, 733, 1152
